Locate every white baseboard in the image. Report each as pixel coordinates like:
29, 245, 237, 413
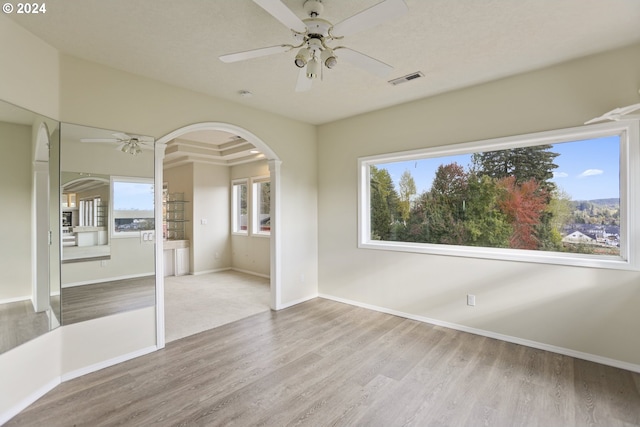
62, 273, 155, 288
319, 293, 640, 374
0, 296, 30, 305
0, 377, 60, 425
61, 346, 158, 382
230, 267, 270, 279
191, 267, 231, 276
277, 293, 318, 310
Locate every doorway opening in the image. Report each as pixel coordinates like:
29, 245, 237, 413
155, 123, 281, 346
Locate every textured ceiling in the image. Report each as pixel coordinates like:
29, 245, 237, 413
8, 0, 640, 125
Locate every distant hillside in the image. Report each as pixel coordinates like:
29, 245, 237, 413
575, 198, 620, 207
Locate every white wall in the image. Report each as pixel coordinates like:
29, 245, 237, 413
0, 121, 32, 301
317, 43, 640, 369
230, 160, 271, 276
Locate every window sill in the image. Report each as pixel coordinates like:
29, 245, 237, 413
359, 240, 636, 271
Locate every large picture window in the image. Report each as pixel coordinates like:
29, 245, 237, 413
359, 121, 639, 270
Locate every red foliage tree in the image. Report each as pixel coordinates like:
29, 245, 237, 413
497, 176, 548, 250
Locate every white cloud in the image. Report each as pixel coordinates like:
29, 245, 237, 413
553, 171, 568, 178
578, 169, 604, 178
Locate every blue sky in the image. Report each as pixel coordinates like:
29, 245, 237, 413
113, 182, 155, 210
377, 135, 620, 201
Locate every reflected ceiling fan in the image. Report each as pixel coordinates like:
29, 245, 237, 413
81, 133, 154, 156
219, 0, 409, 91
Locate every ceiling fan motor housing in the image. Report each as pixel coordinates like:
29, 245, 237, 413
303, 0, 324, 18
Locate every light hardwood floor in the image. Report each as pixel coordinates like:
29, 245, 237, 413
7, 298, 640, 426
61, 276, 155, 325
0, 301, 49, 354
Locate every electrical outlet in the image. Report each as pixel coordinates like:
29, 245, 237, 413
467, 294, 476, 306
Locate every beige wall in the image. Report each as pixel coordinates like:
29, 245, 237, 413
0, 15, 59, 120
0, 122, 32, 301
317, 43, 640, 367
192, 162, 232, 273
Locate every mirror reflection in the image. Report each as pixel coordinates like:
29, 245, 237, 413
0, 99, 60, 354
60, 123, 156, 325
61, 172, 110, 262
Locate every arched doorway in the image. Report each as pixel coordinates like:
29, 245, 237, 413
154, 123, 281, 348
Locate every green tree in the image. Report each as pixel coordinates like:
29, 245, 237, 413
471, 145, 560, 194
463, 174, 512, 247
398, 169, 416, 223
370, 166, 399, 240
430, 163, 468, 221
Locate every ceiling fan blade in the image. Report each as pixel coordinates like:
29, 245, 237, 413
295, 68, 313, 92
253, 0, 307, 33
112, 132, 131, 140
220, 44, 292, 63
336, 48, 393, 78
584, 102, 640, 124
332, 0, 408, 38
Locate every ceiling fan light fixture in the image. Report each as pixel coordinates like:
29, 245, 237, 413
321, 48, 337, 69
294, 47, 311, 68
121, 140, 143, 156
306, 57, 320, 79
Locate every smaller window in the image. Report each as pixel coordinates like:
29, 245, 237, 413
112, 178, 155, 237
232, 179, 248, 234
252, 178, 271, 235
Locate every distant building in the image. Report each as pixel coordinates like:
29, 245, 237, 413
562, 230, 597, 245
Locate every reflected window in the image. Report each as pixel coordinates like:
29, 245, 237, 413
112, 178, 155, 237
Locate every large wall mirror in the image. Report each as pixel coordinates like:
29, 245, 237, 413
0, 99, 60, 355
60, 123, 156, 325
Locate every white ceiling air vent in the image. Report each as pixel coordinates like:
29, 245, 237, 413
388, 71, 425, 86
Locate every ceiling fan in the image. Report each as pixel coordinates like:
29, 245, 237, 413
585, 90, 640, 124
219, 0, 409, 92
81, 133, 154, 156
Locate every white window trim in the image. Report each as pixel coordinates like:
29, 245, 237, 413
358, 120, 640, 271
231, 178, 249, 236
111, 176, 155, 239
251, 176, 271, 237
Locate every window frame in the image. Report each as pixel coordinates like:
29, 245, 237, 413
231, 178, 249, 235
358, 120, 639, 271
110, 176, 155, 239
251, 176, 271, 237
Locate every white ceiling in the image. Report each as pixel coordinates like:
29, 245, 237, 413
8, 0, 640, 125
